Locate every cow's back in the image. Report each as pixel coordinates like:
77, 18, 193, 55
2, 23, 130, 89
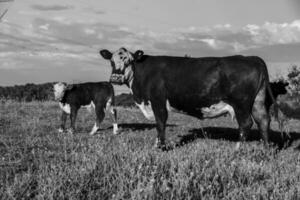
62, 82, 114, 106
132, 55, 266, 111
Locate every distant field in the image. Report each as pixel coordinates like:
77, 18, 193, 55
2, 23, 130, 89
0, 101, 300, 199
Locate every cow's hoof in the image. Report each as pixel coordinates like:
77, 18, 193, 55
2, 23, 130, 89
154, 138, 160, 148
154, 139, 168, 150
113, 129, 120, 135
263, 142, 273, 149
113, 124, 119, 135
67, 128, 74, 134
58, 128, 64, 133
235, 142, 241, 150
156, 144, 172, 151
90, 129, 100, 136
89, 131, 96, 136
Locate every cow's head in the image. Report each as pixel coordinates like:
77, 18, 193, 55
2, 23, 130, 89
270, 80, 289, 98
100, 47, 144, 86
53, 82, 73, 101
53, 82, 67, 101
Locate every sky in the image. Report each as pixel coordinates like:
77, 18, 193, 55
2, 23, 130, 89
1, 0, 300, 92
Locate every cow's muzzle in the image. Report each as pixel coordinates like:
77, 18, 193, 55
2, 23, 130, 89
109, 74, 125, 85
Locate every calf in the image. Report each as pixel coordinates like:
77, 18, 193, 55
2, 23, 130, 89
53, 82, 118, 135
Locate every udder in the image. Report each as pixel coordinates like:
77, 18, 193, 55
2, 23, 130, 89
135, 101, 155, 121
201, 101, 235, 120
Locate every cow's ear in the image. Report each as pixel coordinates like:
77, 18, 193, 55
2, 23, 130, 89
100, 49, 112, 60
133, 50, 144, 61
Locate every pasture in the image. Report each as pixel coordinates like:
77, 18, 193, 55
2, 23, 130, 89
0, 101, 300, 199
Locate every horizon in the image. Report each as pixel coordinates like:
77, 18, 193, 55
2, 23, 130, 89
1, 0, 300, 93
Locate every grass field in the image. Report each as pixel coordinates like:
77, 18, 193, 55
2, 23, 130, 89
0, 101, 300, 199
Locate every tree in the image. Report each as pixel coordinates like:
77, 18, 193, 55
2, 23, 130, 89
287, 65, 300, 102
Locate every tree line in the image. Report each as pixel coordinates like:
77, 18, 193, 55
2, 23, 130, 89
0, 82, 135, 106
0, 82, 55, 101
0, 65, 299, 108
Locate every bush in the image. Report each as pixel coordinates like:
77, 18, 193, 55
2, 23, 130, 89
287, 65, 300, 101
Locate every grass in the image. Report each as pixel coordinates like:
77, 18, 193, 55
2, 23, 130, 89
0, 101, 300, 199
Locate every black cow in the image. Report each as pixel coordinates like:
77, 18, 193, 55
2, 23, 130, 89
53, 82, 118, 135
100, 47, 280, 148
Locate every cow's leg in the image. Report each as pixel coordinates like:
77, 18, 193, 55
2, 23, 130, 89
90, 105, 105, 135
69, 106, 78, 134
58, 111, 68, 133
252, 86, 270, 145
109, 107, 118, 135
151, 101, 168, 149
252, 102, 270, 145
105, 97, 118, 134
234, 107, 253, 148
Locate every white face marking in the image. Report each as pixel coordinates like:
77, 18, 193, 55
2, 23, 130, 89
58, 128, 64, 133
112, 48, 133, 71
124, 65, 134, 87
54, 82, 66, 101
201, 101, 235, 120
113, 123, 118, 135
89, 123, 99, 135
135, 101, 155, 121
59, 102, 71, 114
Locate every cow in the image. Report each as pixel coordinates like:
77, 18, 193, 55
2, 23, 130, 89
53, 82, 118, 135
100, 47, 281, 148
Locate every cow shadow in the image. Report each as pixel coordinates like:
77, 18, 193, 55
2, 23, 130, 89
178, 127, 300, 149
106, 123, 177, 132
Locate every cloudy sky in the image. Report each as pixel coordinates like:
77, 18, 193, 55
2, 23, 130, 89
1, 0, 300, 92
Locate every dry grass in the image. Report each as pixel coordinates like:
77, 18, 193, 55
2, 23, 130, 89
0, 101, 300, 199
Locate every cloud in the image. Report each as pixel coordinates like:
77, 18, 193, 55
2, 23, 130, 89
31, 4, 73, 11
168, 24, 249, 53
244, 20, 300, 46
39, 23, 50, 31
199, 38, 228, 50
150, 20, 300, 57
94, 10, 106, 15
84, 28, 96, 35
241, 43, 300, 62
153, 38, 232, 57
4, 11, 300, 66
85, 20, 300, 59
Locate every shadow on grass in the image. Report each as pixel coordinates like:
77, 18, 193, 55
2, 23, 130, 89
178, 127, 300, 149
106, 123, 177, 132
80, 123, 176, 136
